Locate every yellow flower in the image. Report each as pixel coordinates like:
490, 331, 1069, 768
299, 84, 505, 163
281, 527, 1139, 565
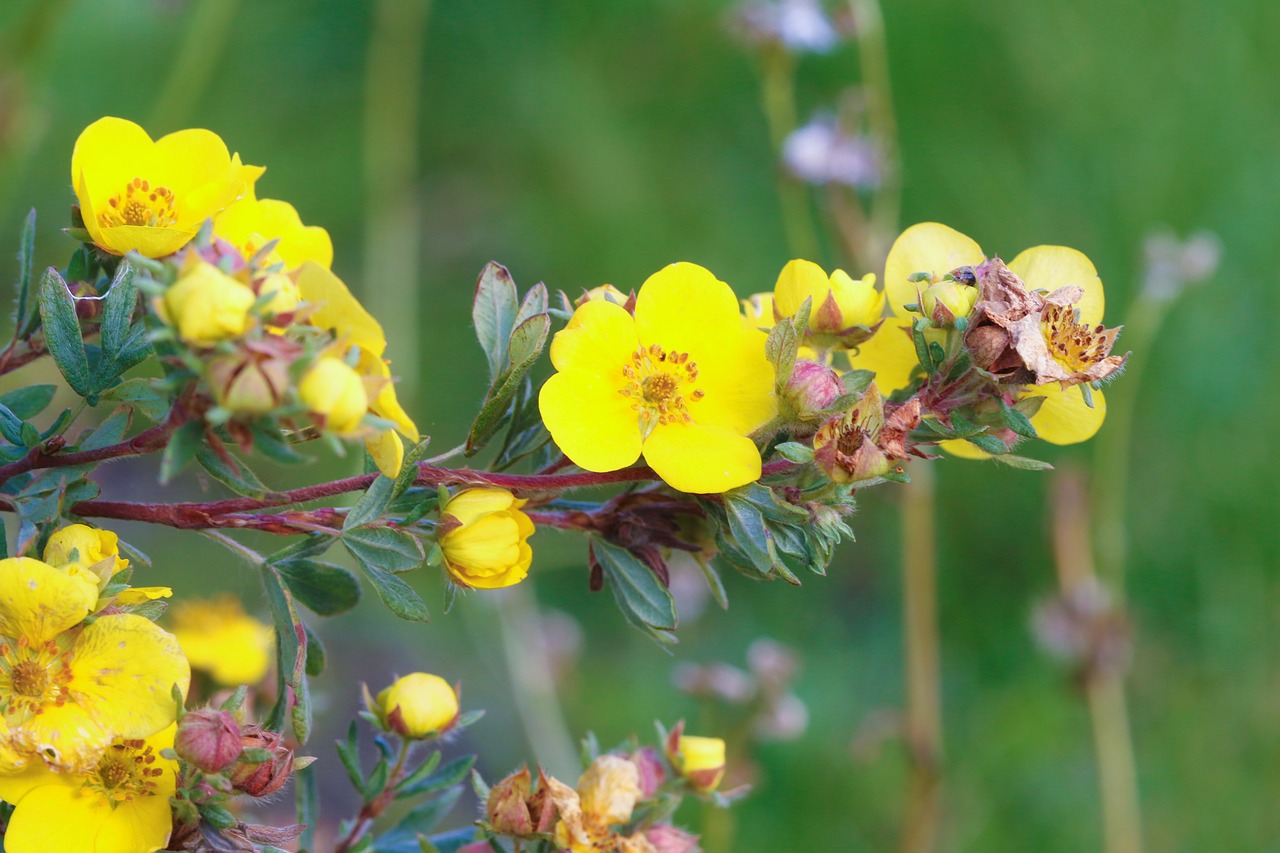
665, 727, 726, 792
552, 755, 642, 853
169, 596, 273, 687
0, 725, 177, 853
540, 263, 777, 494
43, 524, 128, 577
884, 223, 1110, 445
439, 488, 535, 589
920, 280, 978, 325
373, 672, 458, 737
0, 558, 190, 772
257, 271, 303, 318
159, 258, 257, 347
213, 190, 333, 270
299, 356, 370, 434
773, 259, 884, 347
72, 116, 263, 258
296, 262, 420, 476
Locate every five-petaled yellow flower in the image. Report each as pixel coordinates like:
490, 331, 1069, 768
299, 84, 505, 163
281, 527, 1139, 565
539, 263, 776, 494
875, 222, 1109, 452
214, 190, 333, 270
169, 595, 274, 688
0, 725, 177, 853
296, 262, 420, 477
439, 488, 535, 589
43, 524, 171, 606
0, 558, 189, 772
72, 116, 263, 258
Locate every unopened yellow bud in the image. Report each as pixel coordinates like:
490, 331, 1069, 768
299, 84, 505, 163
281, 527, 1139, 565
209, 353, 290, 416
44, 523, 128, 580
921, 280, 978, 325
439, 488, 536, 589
162, 260, 256, 346
257, 272, 301, 318
299, 356, 368, 434
374, 672, 459, 738
773, 260, 885, 347
665, 723, 726, 792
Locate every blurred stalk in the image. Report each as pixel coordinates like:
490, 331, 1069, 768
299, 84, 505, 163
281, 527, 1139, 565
1052, 472, 1143, 853
148, 0, 245, 130
899, 463, 942, 853
1091, 293, 1170, 595
362, 0, 430, 397
760, 47, 821, 261
846, 0, 899, 272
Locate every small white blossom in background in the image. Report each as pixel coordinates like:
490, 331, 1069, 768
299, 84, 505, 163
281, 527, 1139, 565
731, 0, 842, 54
783, 114, 881, 189
1141, 228, 1221, 302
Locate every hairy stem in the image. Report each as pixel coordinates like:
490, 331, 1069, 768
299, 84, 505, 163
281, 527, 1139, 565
899, 463, 942, 853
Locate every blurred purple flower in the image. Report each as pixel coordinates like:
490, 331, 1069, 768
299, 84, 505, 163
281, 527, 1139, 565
733, 0, 841, 54
783, 115, 880, 189
1141, 228, 1221, 302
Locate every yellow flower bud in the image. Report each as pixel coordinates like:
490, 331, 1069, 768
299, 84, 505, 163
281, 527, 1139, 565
209, 351, 291, 416
665, 723, 726, 792
920, 280, 978, 326
299, 356, 369, 434
374, 672, 459, 738
43, 523, 128, 579
257, 272, 301, 318
773, 259, 885, 348
439, 488, 536, 589
161, 260, 257, 346
575, 284, 630, 307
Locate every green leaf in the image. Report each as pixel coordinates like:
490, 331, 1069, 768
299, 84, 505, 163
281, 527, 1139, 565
396, 754, 475, 798
97, 378, 171, 422
592, 538, 677, 631
765, 297, 810, 388
472, 262, 519, 380
911, 318, 933, 373
38, 268, 91, 396
160, 421, 204, 483
358, 562, 430, 622
966, 432, 1009, 455
774, 441, 814, 464
13, 209, 37, 336
465, 313, 550, 455
991, 453, 1055, 471
99, 261, 138, 361
261, 564, 306, 737
695, 555, 728, 610
841, 369, 876, 397
79, 406, 132, 450
296, 764, 319, 853
336, 722, 365, 790
999, 399, 1038, 439
374, 787, 464, 853
513, 281, 549, 327
344, 475, 396, 530
0, 386, 55, 421
343, 526, 425, 574
195, 444, 270, 498
277, 559, 362, 616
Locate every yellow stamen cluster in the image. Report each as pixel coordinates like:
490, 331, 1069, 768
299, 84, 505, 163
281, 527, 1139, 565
86, 738, 164, 805
0, 636, 73, 720
100, 177, 177, 229
1041, 303, 1111, 374
620, 344, 704, 429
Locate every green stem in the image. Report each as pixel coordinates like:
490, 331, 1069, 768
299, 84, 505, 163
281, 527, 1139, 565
899, 463, 942, 853
850, 0, 900, 269
760, 47, 821, 261
147, 0, 246, 129
1091, 293, 1169, 596
1087, 674, 1144, 853
362, 0, 432, 398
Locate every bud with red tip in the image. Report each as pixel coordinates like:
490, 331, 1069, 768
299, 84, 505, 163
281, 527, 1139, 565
229, 725, 295, 798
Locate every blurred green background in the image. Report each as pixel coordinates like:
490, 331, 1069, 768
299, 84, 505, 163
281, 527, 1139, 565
1, 0, 1277, 850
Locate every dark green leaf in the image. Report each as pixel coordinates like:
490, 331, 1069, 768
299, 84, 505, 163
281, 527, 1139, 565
374, 788, 464, 853
344, 475, 396, 530
80, 407, 132, 450
13, 209, 37, 335
991, 454, 1055, 471
999, 400, 1038, 439
466, 313, 550, 455
0, 404, 23, 444
358, 562, 430, 622
261, 564, 306, 737
966, 433, 1009, 455
196, 444, 270, 498
343, 526, 425, 574
0, 386, 55, 420
160, 421, 204, 483
364, 755, 391, 800
97, 378, 171, 422
296, 765, 318, 853
396, 754, 474, 798
774, 442, 814, 464
472, 262, 519, 380
592, 538, 677, 631
277, 559, 362, 616
38, 268, 91, 396
99, 261, 138, 360
695, 555, 728, 610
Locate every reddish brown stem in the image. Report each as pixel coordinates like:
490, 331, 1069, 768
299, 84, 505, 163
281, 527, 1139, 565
0, 406, 190, 485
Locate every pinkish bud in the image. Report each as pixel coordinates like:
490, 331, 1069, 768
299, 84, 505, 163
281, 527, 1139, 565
228, 725, 295, 798
630, 747, 667, 799
175, 708, 243, 773
487, 766, 535, 836
781, 360, 846, 432
646, 824, 703, 853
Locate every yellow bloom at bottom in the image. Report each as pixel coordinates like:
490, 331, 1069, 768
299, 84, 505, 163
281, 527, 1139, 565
169, 596, 273, 687
439, 488, 535, 589
0, 725, 177, 853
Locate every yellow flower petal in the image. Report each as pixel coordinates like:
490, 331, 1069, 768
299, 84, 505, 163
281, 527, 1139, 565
939, 439, 991, 460
17, 698, 112, 772
3, 781, 111, 853
883, 222, 985, 317
633, 263, 743, 357
112, 587, 172, 606
642, 422, 761, 494
548, 299, 638, 378
772, 259, 831, 320
0, 558, 97, 645
848, 321, 918, 394
215, 193, 333, 270
444, 487, 519, 525
367, 430, 405, 478
69, 614, 190, 739
539, 372, 643, 472
1027, 384, 1107, 445
1007, 245, 1105, 326
296, 262, 388, 356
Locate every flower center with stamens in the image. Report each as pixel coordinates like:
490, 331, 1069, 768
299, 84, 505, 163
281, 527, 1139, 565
87, 739, 164, 804
0, 635, 74, 722
99, 177, 178, 229
619, 343, 704, 431
1041, 304, 1110, 373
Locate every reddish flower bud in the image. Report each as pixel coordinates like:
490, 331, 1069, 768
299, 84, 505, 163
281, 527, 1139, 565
646, 824, 703, 853
782, 360, 845, 427
228, 725, 295, 798
175, 708, 243, 773
487, 766, 535, 836
630, 746, 667, 799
